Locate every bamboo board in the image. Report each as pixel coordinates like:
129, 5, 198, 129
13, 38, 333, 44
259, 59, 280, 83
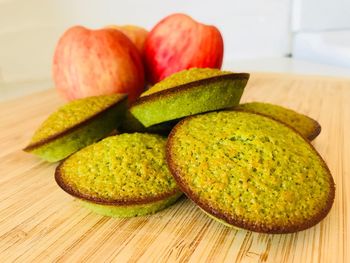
0, 73, 349, 263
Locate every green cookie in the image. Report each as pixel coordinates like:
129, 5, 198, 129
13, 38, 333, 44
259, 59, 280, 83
55, 133, 182, 217
24, 94, 127, 162
167, 111, 335, 233
130, 68, 249, 127
234, 102, 321, 140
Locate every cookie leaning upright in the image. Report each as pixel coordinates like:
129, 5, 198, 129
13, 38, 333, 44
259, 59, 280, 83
166, 111, 335, 233
234, 102, 321, 141
130, 68, 249, 127
55, 133, 182, 217
24, 94, 127, 162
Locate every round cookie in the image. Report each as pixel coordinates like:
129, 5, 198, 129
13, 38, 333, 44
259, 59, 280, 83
24, 94, 127, 162
55, 133, 182, 217
234, 102, 321, 141
166, 111, 335, 233
130, 68, 249, 127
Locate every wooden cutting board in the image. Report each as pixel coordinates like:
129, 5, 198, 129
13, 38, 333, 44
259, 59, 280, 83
0, 73, 349, 263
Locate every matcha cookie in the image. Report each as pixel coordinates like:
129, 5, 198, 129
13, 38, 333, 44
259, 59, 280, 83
55, 133, 182, 217
130, 68, 249, 127
234, 102, 321, 140
24, 94, 127, 162
167, 111, 335, 233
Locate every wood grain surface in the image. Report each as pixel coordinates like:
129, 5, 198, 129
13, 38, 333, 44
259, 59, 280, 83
0, 73, 349, 263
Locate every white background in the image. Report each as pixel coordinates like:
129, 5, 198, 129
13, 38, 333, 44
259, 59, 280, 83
0, 0, 349, 93
0, 0, 291, 83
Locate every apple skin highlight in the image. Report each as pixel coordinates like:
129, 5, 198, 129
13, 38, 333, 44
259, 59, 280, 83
144, 13, 224, 84
53, 26, 145, 102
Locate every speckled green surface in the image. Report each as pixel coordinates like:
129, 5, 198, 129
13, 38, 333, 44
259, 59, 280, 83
131, 69, 249, 127
30, 94, 125, 143
235, 102, 319, 140
168, 111, 333, 231
25, 94, 127, 162
81, 192, 182, 218
57, 133, 182, 217
141, 68, 232, 97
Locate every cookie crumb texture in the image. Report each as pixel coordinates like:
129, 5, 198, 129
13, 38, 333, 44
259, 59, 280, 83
168, 111, 334, 233
235, 102, 320, 140
131, 68, 249, 127
30, 94, 125, 144
141, 68, 232, 97
59, 133, 179, 202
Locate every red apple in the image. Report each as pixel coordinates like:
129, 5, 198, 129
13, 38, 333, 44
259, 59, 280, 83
145, 13, 224, 83
53, 26, 145, 102
106, 25, 148, 55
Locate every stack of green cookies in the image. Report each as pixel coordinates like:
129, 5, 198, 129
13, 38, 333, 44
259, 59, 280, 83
25, 68, 334, 234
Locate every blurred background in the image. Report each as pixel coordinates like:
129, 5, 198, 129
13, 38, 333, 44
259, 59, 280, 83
1, 0, 350, 100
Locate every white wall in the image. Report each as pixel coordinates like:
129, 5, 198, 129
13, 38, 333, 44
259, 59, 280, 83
292, 0, 350, 32
291, 0, 350, 69
0, 0, 292, 84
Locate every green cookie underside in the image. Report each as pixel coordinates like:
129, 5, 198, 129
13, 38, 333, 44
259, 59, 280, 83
26, 100, 127, 162
81, 191, 182, 218
131, 76, 248, 127
119, 111, 176, 135
200, 208, 239, 229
